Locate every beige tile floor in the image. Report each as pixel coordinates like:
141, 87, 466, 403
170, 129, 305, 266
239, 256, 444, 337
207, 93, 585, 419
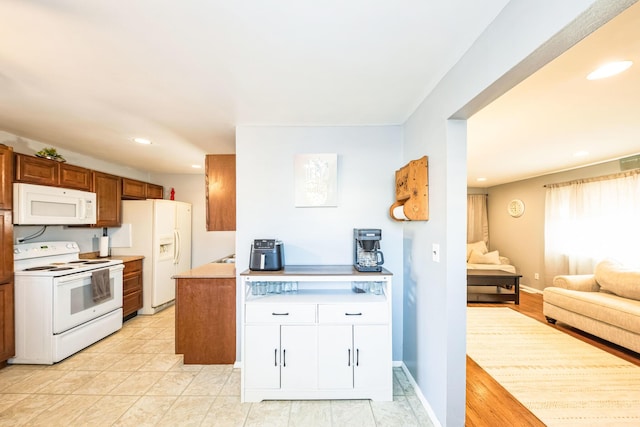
0, 306, 433, 426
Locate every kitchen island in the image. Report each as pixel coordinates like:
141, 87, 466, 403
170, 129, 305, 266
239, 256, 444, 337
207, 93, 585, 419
173, 262, 236, 364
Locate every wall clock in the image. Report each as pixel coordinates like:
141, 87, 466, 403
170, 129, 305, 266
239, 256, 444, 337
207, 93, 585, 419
507, 199, 525, 218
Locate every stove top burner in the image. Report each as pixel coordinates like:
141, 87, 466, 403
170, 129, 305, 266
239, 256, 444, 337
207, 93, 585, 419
68, 260, 89, 264
24, 266, 57, 271
50, 267, 74, 271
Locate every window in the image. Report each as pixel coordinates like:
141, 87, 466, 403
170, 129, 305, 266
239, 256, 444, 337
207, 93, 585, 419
544, 170, 640, 279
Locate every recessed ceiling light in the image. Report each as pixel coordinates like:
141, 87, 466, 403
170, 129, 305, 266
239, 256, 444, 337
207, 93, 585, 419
191, 164, 202, 169
574, 150, 589, 157
476, 177, 487, 182
133, 137, 151, 145
587, 60, 632, 80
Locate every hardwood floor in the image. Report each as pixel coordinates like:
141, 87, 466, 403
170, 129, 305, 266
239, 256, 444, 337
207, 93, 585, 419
465, 290, 640, 426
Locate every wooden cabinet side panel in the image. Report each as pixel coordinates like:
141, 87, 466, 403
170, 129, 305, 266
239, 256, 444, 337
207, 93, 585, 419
176, 278, 236, 364
206, 154, 236, 231
0, 211, 13, 285
0, 282, 15, 362
14, 153, 59, 186
0, 145, 12, 209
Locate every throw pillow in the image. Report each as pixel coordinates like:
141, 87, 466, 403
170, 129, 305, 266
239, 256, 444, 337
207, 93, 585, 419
594, 258, 640, 301
468, 249, 501, 265
466, 241, 488, 261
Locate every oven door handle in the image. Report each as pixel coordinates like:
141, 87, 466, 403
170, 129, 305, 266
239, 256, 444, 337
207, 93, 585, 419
56, 272, 95, 283
55, 268, 112, 283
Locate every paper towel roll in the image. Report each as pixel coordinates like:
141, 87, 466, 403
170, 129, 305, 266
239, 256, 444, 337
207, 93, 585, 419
392, 205, 408, 221
99, 236, 109, 257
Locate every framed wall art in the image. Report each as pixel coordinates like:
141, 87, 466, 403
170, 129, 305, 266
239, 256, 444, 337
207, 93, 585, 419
294, 153, 338, 207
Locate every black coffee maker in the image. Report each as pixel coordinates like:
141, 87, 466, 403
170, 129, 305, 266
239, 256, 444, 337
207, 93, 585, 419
353, 228, 384, 272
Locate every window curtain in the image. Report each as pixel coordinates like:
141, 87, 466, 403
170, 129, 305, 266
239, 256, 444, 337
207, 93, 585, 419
544, 170, 640, 281
467, 194, 488, 244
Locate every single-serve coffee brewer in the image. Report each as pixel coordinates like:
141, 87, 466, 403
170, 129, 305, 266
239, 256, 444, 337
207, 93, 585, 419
354, 228, 384, 272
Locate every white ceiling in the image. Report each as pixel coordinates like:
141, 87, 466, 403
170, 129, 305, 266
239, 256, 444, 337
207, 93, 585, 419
468, 1, 640, 187
0, 0, 509, 173
0, 1, 637, 184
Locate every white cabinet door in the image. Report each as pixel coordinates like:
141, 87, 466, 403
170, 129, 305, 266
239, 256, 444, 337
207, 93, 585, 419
281, 325, 318, 390
353, 324, 390, 390
318, 325, 353, 389
244, 325, 280, 389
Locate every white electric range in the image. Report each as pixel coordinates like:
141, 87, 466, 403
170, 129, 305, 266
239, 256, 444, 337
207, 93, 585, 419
11, 241, 124, 364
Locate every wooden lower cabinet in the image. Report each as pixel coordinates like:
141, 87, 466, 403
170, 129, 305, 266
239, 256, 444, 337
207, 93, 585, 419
175, 277, 236, 364
122, 259, 143, 319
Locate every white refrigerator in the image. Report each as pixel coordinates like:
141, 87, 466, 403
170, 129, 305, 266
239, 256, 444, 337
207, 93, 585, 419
112, 199, 192, 315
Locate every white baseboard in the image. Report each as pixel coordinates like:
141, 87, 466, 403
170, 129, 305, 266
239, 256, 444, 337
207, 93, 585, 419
398, 362, 442, 427
520, 285, 542, 294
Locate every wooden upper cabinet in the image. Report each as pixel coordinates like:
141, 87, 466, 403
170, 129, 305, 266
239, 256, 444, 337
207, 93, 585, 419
14, 153, 58, 186
59, 163, 92, 191
14, 153, 91, 191
0, 145, 12, 210
122, 178, 147, 199
122, 178, 164, 200
146, 183, 164, 199
92, 171, 122, 227
206, 154, 236, 231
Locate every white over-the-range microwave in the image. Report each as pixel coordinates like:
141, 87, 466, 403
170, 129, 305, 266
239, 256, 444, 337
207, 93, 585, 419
13, 183, 97, 225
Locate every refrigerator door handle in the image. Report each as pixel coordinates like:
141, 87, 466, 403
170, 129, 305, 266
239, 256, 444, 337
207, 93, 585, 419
174, 230, 181, 265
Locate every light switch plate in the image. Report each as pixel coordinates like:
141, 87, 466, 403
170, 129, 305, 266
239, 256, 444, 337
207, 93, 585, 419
432, 243, 440, 262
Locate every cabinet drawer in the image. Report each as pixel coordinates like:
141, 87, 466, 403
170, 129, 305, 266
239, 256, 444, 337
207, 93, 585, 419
318, 303, 388, 324
123, 290, 142, 317
123, 272, 142, 295
245, 304, 316, 324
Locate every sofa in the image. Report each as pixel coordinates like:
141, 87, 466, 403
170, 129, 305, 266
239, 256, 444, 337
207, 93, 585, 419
543, 258, 640, 354
466, 241, 516, 274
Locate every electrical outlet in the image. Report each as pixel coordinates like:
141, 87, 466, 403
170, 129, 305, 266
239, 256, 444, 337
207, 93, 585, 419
432, 243, 440, 262
534, 273, 540, 280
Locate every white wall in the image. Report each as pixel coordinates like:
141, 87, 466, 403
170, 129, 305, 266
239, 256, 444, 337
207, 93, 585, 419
235, 125, 404, 361
401, 1, 627, 425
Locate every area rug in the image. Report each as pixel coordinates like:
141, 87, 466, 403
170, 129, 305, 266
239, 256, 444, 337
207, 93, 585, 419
467, 307, 640, 426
